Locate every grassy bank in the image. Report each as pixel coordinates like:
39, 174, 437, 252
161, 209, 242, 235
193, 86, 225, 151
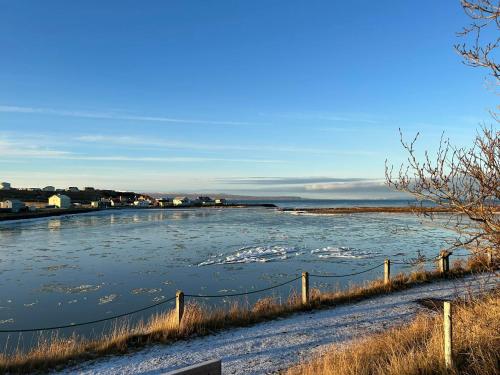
0, 255, 495, 374
285, 287, 499, 375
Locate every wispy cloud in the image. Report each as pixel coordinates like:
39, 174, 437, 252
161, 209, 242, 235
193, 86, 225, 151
216, 176, 407, 198
0, 138, 283, 163
265, 111, 380, 124
304, 180, 386, 191
213, 178, 407, 198
220, 176, 370, 185
0, 105, 265, 126
0, 139, 72, 158
62, 156, 284, 163
75, 134, 377, 156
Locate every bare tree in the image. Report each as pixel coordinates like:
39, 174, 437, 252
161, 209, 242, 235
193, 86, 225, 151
386, 1, 499, 257
386, 128, 499, 254
455, 0, 500, 82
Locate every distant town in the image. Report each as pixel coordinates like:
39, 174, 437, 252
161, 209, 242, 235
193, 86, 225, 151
0, 181, 228, 216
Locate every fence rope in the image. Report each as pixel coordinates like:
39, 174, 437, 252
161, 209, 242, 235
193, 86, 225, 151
0, 296, 177, 333
309, 263, 384, 278
185, 275, 302, 298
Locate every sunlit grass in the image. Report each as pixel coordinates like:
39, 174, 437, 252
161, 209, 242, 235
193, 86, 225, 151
285, 289, 499, 375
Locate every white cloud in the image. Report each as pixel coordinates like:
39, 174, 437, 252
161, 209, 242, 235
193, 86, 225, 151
263, 111, 380, 124
75, 134, 378, 156
62, 155, 284, 163
0, 139, 72, 158
304, 180, 386, 191
0, 136, 284, 163
0, 105, 265, 126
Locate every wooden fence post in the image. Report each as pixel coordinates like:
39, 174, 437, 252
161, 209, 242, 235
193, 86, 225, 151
384, 259, 391, 285
487, 250, 493, 267
302, 272, 309, 305
439, 251, 450, 275
443, 301, 453, 369
176, 290, 184, 327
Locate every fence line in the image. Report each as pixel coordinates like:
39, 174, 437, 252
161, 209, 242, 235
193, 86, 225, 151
308, 263, 384, 278
0, 296, 177, 333
0, 250, 485, 334
184, 276, 302, 298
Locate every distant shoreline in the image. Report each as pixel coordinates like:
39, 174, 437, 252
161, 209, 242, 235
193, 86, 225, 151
0, 203, 278, 222
5, 204, 490, 222
280, 207, 456, 214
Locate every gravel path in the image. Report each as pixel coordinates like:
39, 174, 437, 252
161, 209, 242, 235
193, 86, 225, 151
61, 274, 497, 375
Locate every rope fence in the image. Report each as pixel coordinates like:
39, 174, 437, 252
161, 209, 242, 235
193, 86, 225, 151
308, 263, 384, 278
185, 276, 302, 298
0, 250, 493, 334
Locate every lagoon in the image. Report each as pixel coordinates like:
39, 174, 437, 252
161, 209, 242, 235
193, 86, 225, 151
0, 202, 462, 346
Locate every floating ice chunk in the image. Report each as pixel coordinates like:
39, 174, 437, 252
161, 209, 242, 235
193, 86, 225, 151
311, 246, 376, 259
131, 288, 162, 295
99, 294, 118, 305
198, 245, 301, 266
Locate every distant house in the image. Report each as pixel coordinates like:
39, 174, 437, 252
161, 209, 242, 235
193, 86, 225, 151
117, 195, 133, 205
42, 186, 56, 192
48, 194, 71, 209
0, 182, 11, 190
214, 198, 227, 205
0, 199, 25, 213
157, 198, 172, 207
173, 197, 190, 206
110, 198, 125, 207
198, 196, 214, 205
67, 187, 79, 192
91, 199, 110, 209
133, 200, 150, 207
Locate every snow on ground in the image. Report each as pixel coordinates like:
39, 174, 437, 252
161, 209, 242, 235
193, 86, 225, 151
61, 274, 497, 375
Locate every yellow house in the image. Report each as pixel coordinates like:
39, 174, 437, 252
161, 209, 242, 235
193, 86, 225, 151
48, 194, 71, 209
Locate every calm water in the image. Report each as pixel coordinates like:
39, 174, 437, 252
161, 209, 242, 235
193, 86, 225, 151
0, 201, 462, 348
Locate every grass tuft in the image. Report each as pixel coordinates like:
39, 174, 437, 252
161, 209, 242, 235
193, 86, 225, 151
285, 290, 500, 375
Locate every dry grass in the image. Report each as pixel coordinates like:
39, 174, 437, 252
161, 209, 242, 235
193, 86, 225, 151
285, 290, 500, 375
0, 255, 496, 374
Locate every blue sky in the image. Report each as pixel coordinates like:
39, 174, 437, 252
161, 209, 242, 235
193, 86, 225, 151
0, 1, 497, 198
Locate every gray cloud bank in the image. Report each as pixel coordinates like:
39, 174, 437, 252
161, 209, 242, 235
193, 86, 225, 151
219, 176, 410, 199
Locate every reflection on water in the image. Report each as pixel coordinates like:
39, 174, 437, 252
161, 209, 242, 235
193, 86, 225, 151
47, 219, 61, 231
0, 207, 461, 348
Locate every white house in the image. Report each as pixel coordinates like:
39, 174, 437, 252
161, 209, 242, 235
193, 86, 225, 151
0, 182, 11, 190
0, 199, 25, 212
214, 198, 226, 205
173, 197, 190, 206
133, 200, 151, 207
110, 198, 124, 207
42, 186, 56, 192
48, 194, 72, 209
